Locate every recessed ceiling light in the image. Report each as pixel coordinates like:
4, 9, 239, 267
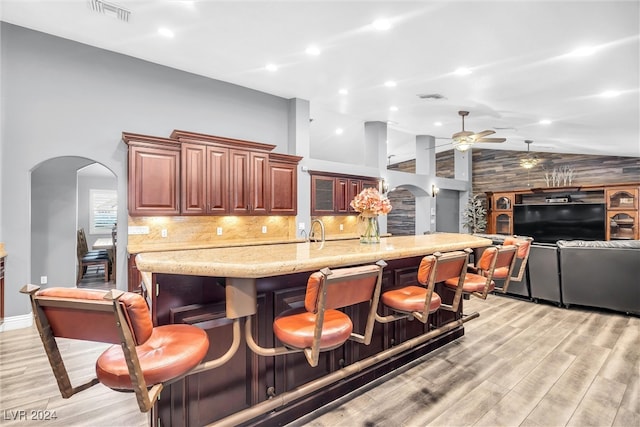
601, 90, 621, 98
389, 106, 398, 112
265, 63, 278, 72
338, 88, 349, 95
372, 19, 392, 31
539, 119, 552, 125
569, 46, 597, 57
434, 121, 443, 126
305, 45, 321, 56
335, 128, 344, 135
454, 67, 472, 76
157, 28, 175, 38
384, 80, 397, 88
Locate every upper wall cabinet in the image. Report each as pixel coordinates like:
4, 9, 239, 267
123, 133, 181, 216
124, 130, 302, 216
310, 171, 379, 216
269, 153, 303, 215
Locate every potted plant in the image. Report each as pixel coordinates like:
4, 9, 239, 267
462, 194, 487, 234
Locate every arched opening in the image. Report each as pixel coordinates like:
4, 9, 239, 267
31, 157, 117, 289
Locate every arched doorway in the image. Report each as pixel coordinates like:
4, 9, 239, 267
31, 157, 117, 288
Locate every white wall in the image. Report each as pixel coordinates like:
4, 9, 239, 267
0, 23, 291, 317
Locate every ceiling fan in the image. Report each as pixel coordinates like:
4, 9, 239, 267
451, 111, 506, 151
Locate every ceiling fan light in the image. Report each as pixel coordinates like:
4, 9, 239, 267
520, 157, 539, 169
453, 139, 473, 152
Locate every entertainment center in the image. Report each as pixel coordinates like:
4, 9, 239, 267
486, 183, 639, 241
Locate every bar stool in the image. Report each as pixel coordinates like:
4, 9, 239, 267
376, 250, 471, 326
21, 285, 210, 412
492, 236, 533, 293
246, 261, 386, 367
444, 244, 518, 300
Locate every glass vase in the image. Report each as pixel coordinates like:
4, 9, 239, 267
359, 215, 380, 244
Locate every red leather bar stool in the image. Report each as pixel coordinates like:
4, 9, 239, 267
444, 245, 518, 300
492, 235, 533, 293
21, 285, 210, 412
376, 249, 471, 326
247, 261, 386, 367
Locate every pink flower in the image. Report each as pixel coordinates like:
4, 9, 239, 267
350, 187, 392, 216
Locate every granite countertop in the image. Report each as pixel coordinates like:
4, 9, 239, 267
135, 233, 492, 279
0, 243, 5, 258
127, 237, 306, 254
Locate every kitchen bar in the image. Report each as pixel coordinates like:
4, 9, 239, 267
134, 233, 492, 426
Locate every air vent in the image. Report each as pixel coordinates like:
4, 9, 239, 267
417, 93, 446, 100
87, 0, 131, 22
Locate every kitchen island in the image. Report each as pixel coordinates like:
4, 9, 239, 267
134, 233, 491, 426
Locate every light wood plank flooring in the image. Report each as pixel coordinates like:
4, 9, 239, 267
0, 295, 637, 426
289, 296, 640, 427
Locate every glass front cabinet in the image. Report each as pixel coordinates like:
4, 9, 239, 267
606, 187, 639, 240
488, 192, 515, 235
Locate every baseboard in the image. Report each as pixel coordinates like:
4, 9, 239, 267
0, 312, 33, 332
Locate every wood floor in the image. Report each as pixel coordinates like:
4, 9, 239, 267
0, 294, 637, 427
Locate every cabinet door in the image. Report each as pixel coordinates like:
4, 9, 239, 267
348, 179, 362, 213
311, 175, 336, 214
230, 150, 269, 214
229, 150, 251, 214
493, 212, 513, 235
493, 193, 515, 211
336, 178, 349, 213
181, 143, 207, 215
206, 146, 229, 213
606, 187, 638, 210
128, 144, 180, 215
251, 152, 269, 214
269, 161, 297, 214
607, 210, 638, 240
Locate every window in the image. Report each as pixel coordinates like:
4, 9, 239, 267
90, 189, 117, 234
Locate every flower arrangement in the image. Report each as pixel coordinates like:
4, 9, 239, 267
350, 187, 393, 217
350, 187, 392, 243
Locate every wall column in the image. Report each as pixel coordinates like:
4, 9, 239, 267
364, 121, 388, 232
288, 98, 311, 238
455, 149, 473, 231
415, 135, 437, 234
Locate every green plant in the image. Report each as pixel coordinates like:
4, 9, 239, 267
462, 194, 487, 234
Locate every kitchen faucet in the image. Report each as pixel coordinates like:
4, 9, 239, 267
310, 219, 325, 242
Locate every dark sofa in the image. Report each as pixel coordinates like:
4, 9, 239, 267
557, 240, 640, 315
473, 234, 640, 315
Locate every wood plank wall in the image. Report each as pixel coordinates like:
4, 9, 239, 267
389, 149, 640, 195
386, 149, 639, 236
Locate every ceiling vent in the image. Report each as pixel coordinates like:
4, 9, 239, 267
87, 0, 131, 22
417, 93, 446, 100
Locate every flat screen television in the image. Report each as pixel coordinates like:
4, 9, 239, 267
513, 203, 606, 244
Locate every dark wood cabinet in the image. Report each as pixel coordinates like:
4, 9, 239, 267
148, 256, 464, 426
269, 154, 302, 215
181, 143, 229, 214
229, 150, 270, 215
311, 175, 336, 214
310, 172, 379, 215
123, 133, 181, 216
125, 130, 301, 216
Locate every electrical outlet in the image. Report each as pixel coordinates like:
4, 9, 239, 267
161, 229, 168, 238
128, 226, 149, 235
40, 276, 47, 285
339, 224, 344, 231
298, 222, 305, 230
261, 226, 267, 234
217, 227, 223, 236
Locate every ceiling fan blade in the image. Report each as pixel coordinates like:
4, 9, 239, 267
476, 137, 506, 143
473, 130, 495, 139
